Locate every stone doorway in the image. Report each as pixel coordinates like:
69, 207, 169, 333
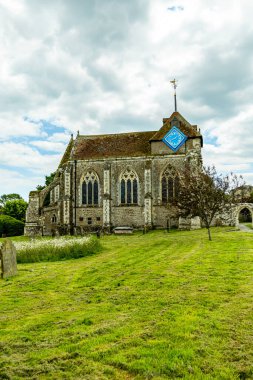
238, 207, 253, 229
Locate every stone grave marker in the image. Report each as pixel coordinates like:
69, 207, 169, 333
0, 240, 18, 279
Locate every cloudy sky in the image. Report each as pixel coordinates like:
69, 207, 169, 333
0, 0, 253, 199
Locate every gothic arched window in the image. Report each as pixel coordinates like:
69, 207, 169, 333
161, 166, 180, 203
82, 171, 99, 206
120, 169, 139, 205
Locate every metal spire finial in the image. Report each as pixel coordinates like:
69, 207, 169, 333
170, 78, 178, 112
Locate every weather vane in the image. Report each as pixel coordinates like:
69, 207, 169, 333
170, 78, 178, 112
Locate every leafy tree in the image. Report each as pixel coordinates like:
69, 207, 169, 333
241, 188, 253, 203
231, 185, 253, 203
3, 199, 28, 223
36, 172, 56, 191
0, 193, 22, 206
177, 165, 244, 241
45, 172, 56, 186
36, 185, 45, 191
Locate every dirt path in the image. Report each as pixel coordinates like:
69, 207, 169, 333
238, 223, 253, 232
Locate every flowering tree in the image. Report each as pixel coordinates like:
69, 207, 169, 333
177, 166, 244, 241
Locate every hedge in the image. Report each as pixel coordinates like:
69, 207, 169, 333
0, 214, 24, 237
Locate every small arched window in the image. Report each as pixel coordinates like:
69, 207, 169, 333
120, 169, 139, 205
51, 214, 57, 223
82, 171, 99, 206
161, 165, 180, 203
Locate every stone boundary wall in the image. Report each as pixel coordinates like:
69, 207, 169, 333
214, 203, 253, 228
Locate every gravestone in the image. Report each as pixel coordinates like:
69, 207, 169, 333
178, 216, 201, 230
0, 240, 18, 279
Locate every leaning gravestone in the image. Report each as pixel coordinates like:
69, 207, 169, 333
0, 240, 18, 279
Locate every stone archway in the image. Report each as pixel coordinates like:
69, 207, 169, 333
236, 204, 253, 228
239, 208, 252, 223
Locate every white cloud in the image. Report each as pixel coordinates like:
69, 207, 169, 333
29, 141, 67, 153
0, 142, 60, 172
0, 0, 26, 15
0, 115, 44, 141
48, 132, 72, 143
0, 168, 41, 200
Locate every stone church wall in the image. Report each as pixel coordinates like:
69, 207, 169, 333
111, 159, 145, 204
152, 205, 179, 228
151, 141, 186, 155
42, 206, 60, 235
151, 156, 185, 204
25, 151, 202, 235
111, 206, 144, 228
25, 191, 40, 222
212, 203, 253, 227
76, 207, 103, 229
25, 113, 204, 236
75, 161, 104, 207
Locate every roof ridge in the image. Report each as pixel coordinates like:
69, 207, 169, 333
57, 135, 74, 168
78, 130, 156, 139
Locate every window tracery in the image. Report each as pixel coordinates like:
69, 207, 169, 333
161, 165, 180, 203
120, 169, 138, 205
81, 171, 99, 206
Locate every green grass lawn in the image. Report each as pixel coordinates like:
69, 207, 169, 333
1, 228, 253, 379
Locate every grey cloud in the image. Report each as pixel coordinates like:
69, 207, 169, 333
182, 35, 253, 122
46, 0, 149, 51
87, 63, 123, 93
1, 0, 253, 196
101, 112, 157, 134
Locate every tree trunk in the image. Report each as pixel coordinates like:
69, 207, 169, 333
207, 227, 212, 241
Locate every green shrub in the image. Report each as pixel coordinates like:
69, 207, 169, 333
2, 199, 28, 222
0, 215, 24, 237
14, 236, 101, 263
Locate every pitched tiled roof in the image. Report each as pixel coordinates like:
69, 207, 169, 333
68, 112, 203, 161
58, 136, 74, 168
72, 131, 155, 160
150, 112, 202, 143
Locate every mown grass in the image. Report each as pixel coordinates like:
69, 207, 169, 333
0, 228, 253, 379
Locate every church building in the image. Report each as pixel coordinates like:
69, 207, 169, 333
25, 111, 203, 236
